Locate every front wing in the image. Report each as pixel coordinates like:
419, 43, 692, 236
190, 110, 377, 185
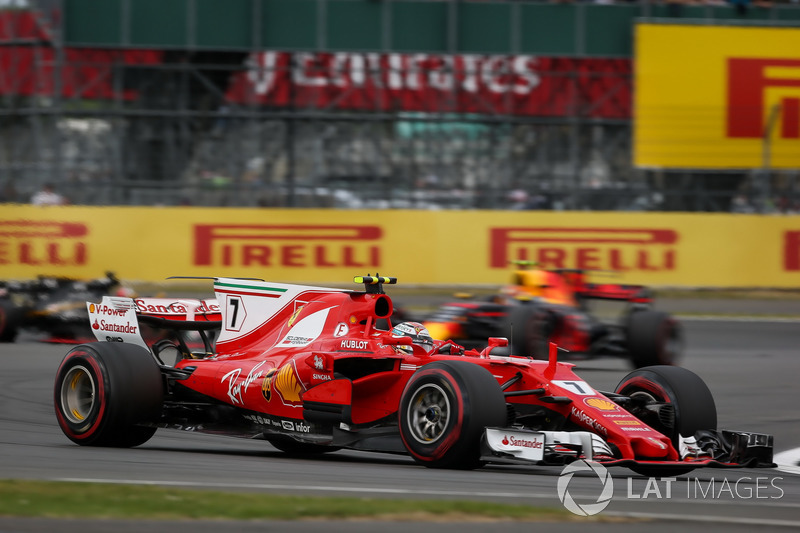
481, 427, 775, 469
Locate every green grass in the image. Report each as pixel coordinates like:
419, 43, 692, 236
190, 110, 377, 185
0, 480, 574, 522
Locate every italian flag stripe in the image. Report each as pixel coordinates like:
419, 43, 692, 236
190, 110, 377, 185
217, 289, 281, 298
214, 281, 288, 294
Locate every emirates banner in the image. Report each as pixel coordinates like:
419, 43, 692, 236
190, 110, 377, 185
0, 11, 631, 120
228, 52, 631, 119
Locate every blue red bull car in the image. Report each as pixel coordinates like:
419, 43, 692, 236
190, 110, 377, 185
423, 262, 682, 368
53, 275, 772, 475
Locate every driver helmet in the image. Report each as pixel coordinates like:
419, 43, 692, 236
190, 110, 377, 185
391, 322, 434, 354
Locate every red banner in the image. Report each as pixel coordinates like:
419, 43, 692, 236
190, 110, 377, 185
0, 13, 631, 118
230, 52, 631, 119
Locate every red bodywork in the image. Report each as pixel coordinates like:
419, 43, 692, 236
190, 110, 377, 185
66, 276, 767, 471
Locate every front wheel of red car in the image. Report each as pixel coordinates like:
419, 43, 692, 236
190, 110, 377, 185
616, 365, 717, 476
54, 343, 163, 447
399, 360, 506, 469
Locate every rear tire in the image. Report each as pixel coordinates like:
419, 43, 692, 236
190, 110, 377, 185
616, 365, 717, 476
626, 310, 682, 368
399, 360, 506, 469
54, 343, 163, 447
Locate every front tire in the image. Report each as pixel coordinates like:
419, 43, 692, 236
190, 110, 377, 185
0, 301, 23, 342
54, 343, 163, 447
399, 360, 506, 469
616, 365, 717, 476
505, 304, 551, 359
626, 310, 683, 368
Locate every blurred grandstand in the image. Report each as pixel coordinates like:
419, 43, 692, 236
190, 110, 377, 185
0, 0, 798, 212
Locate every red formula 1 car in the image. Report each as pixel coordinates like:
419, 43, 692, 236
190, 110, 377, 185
423, 262, 682, 368
53, 276, 772, 475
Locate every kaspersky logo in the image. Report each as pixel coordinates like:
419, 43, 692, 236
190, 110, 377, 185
727, 58, 800, 139
194, 224, 382, 268
0, 220, 88, 266
489, 227, 677, 272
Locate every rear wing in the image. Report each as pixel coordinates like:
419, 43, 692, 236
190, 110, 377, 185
576, 283, 653, 304
87, 296, 222, 351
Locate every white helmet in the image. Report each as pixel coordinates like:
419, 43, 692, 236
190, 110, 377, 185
391, 322, 434, 354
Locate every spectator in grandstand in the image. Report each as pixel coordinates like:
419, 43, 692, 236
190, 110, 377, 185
728, 0, 773, 14
730, 194, 755, 214
30, 183, 66, 206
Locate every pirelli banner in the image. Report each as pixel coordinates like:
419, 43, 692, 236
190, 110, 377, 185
1, 205, 800, 288
635, 24, 800, 169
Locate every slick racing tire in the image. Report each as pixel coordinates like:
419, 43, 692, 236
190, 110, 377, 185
616, 365, 717, 476
54, 343, 163, 447
0, 301, 23, 342
626, 310, 683, 368
399, 360, 507, 469
505, 304, 552, 359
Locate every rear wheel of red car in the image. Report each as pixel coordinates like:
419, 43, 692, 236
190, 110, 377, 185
616, 365, 717, 476
626, 310, 683, 368
54, 343, 163, 447
399, 360, 506, 469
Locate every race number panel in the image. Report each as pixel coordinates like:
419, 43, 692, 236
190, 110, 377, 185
552, 380, 595, 396
225, 295, 247, 332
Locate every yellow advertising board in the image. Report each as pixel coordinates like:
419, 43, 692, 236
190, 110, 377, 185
1, 205, 799, 288
635, 24, 800, 169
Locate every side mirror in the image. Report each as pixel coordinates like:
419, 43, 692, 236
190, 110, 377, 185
381, 335, 413, 346
480, 337, 508, 358
488, 337, 508, 348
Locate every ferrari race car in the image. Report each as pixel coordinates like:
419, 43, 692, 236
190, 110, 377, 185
0, 272, 132, 342
423, 262, 682, 368
53, 276, 773, 475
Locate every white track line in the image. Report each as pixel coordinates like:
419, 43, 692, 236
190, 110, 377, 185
677, 315, 800, 323
775, 448, 800, 475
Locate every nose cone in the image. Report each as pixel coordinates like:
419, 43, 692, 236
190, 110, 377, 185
631, 436, 673, 459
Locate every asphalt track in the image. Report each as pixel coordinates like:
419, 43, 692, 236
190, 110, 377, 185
1, 311, 799, 532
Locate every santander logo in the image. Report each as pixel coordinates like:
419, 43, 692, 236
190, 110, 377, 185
502, 435, 543, 449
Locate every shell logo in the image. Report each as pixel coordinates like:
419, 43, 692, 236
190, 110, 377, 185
89, 304, 95, 313
274, 363, 303, 405
584, 397, 619, 412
